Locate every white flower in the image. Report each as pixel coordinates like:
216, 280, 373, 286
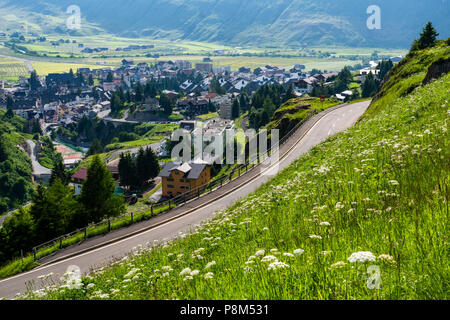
283, 253, 294, 258
86, 283, 95, 290
319, 222, 331, 226
183, 276, 193, 281
162, 266, 173, 272
204, 272, 214, 279
161, 272, 170, 278
330, 261, 347, 269
124, 268, 140, 279
255, 250, 265, 257
243, 266, 253, 274
247, 255, 257, 261
205, 261, 216, 269
309, 235, 322, 240
190, 270, 200, 276
268, 261, 290, 271
261, 255, 278, 263
293, 249, 304, 256
348, 251, 376, 263
335, 202, 345, 210
388, 180, 399, 186
377, 254, 396, 265
180, 268, 192, 276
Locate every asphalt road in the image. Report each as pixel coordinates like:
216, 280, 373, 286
26, 139, 51, 176
0, 101, 370, 299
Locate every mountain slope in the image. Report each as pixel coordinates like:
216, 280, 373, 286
23, 41, 450, 300
1, 0, 449, 48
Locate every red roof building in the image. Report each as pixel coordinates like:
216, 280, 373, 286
72, 168, 87, 184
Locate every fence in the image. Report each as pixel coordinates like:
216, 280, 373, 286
27, 107, 327, 262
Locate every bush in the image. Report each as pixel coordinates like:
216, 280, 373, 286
118, 131, 140, 142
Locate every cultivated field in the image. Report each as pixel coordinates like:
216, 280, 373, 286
0, 57, 29, 81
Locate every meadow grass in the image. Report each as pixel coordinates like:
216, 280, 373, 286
23, 66, 449, 300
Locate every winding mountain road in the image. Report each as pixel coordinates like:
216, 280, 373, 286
0, 101, 370, 299
25, 140, 51, 177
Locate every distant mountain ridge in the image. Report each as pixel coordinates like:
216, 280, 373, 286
0, 0, 449, 48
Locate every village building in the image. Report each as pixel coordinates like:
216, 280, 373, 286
71, 168, 87, 196
159, 161, 211, 198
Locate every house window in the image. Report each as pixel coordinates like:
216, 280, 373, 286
168, 185, 175, 189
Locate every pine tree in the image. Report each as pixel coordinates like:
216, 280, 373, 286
232, 98, 240, 119
362, 72, 377, 98
240, 93, 249, 112
106, 72, 114, 82
50, 154, 68, 185
284, 85, 296, 102
135, 83, 144, 103
80, 155, 124, 223
88, 74, 94, 86
418, 22, 439, 50
29, 71, 40, 90
6, 96, 14, 109
119, 152, 138, 190
88, 139, 104, 156
30, 181, 77, 243
5, 106, 14, 118
262, 96, 275, 115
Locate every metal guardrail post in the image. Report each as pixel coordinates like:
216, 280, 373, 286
60, 237, 63, 249
169, 200, 171, 209
108, 219, 111, 232
131, 212, 133, 224
84, 227, 87, 240
33, 247, 36, 262
151, 205, 154, 215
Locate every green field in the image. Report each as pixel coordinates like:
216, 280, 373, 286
31, 61, 113, 76
0, 57, 29, 81
0, 35, 408, 77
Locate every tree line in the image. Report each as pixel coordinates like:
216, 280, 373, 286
118, 147, 160, 191
0, 155, 125, 265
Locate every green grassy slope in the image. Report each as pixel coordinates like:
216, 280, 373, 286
365, 40, 450, 118
0, 110, 34, 214
267, 97, 340, 136
23, 44, 449, 300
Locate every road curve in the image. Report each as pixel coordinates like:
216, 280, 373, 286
0, 101, 370, 299
0, 54, 34, 73
26, 140, 51, 176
